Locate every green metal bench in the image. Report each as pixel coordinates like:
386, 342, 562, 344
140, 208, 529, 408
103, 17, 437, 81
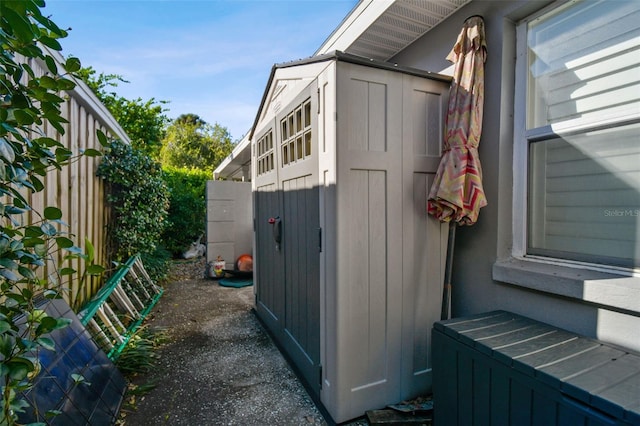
78, 254, 163, 359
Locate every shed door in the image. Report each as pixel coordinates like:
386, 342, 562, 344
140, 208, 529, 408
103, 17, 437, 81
255, 83, 321, 395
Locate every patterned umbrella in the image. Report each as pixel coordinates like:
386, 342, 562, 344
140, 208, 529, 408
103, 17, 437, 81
428, 16, 487, 319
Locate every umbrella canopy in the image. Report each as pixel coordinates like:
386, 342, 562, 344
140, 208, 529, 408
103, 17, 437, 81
428, 15, 487, 225
428, 16, 487, 320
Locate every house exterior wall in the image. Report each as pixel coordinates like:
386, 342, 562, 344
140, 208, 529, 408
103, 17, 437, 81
391, 0, 640, 353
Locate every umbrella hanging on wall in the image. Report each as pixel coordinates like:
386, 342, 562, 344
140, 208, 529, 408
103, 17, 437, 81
428, 15, 488, 320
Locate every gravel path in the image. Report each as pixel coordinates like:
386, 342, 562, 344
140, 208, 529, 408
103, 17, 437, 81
118, 258, 327, 426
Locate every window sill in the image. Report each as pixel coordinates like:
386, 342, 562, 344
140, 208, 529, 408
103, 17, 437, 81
492, 257, 640, 315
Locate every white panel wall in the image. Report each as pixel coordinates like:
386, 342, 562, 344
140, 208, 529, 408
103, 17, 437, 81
206, 181, 252, 270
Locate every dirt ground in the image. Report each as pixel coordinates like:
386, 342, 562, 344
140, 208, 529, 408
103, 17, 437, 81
117, 257, 329, 426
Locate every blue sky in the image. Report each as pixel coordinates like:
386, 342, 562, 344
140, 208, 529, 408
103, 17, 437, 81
43, 0, 357, 141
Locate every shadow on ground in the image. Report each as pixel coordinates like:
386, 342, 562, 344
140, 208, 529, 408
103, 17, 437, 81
118, 258, 330, 426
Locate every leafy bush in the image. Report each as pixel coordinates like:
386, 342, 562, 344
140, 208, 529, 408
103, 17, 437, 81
97, 140, 170, 265
0, 1, 104, 422
161, 166, 209, 256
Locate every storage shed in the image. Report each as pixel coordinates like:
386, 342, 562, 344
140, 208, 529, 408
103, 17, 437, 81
252, 51, 451, 423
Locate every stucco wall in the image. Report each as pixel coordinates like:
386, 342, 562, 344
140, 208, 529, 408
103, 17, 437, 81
390, 0, 640, 353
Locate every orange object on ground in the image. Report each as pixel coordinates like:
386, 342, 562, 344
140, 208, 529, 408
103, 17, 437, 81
235, 254, 253, 272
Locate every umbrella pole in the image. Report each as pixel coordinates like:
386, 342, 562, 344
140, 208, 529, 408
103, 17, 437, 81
441, 222, 457, 320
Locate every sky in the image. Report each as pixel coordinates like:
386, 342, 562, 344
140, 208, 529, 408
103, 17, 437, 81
43, 0, 358, 141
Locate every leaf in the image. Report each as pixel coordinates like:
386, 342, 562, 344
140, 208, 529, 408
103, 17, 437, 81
53, 317, 72, 330
64, 245, 82, 255
18, 266, 36, 280
0, 137, 16, 163
44, 206, 62, 220
38, 35, 62, 51
25, 226, 44, 237
36, 337, 56, 351
43, 289, 61, 299
7, 361, 31, 381
82, 148, 102, 157
0, 269, 20, 281
59, 267, 76, 276
71, 373, 88, 385
64, 56, 82, 73
49, 119, 66, 135
40, 222, 57, 236
86, 264, 105, 276
0, 321, 11, 333
21, 62, 36, 79
22, 236, 45, 248
44, 55, 58, 74
96, 129, 109, 147
34, 243, 47, 257
55, 147, 73, 162
0, 258, 19, 270
35, 137, 62, 148
39, 75, 57, 89
85, 237, 95, 263
0, 335, 15, 357
14, 109, 36, 125
9, 396, 30, 414
10, 92, 30, 109
55, 237, 74, 249
30, 175, 44, 191
45, 409, 63, 419
56, 78, 76, 91
35, 316, 57, 334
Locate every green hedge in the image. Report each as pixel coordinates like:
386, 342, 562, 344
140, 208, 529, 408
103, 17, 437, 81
161, 166, 210, 256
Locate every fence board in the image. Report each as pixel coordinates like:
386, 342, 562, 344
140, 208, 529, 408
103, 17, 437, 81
6, 52, 130, 309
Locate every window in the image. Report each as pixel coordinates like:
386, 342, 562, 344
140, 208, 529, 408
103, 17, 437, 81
257, 130, 274, 176
281, 98, 312, 166
519, 0, 640, 269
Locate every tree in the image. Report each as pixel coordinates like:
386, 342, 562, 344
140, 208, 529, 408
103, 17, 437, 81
159, 114, 235, 173
77, 67, 169, 158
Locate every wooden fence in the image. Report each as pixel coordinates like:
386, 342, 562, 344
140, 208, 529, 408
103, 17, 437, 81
18, 48, 130, 309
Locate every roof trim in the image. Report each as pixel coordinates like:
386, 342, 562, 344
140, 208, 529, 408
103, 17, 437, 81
315, 0, 393, 56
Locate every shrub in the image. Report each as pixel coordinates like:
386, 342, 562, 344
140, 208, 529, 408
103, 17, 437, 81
161, 166, 209, 256
97, 140, 170, 265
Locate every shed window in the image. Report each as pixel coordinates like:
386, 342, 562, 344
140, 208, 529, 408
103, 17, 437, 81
519, 0, 640, 268
281, 98, 312, 166
257, 130, 274, 176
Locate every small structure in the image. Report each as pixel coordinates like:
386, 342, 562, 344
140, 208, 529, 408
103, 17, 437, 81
206, 180, 252, 271
251, 51, 450, 423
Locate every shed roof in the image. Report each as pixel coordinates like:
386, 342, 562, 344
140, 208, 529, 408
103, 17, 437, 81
214, 0, 467, 180
250, 50, 450, 140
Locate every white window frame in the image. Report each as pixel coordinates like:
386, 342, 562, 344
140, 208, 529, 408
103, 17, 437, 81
493, 0, 640, 315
